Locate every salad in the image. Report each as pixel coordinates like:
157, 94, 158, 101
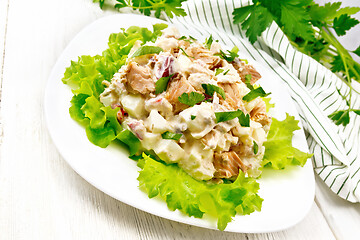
62, 24, 312, 230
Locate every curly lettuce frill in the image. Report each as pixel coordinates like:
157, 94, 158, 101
62, 24, 167, 149
137, 154, 263, 231
263, 114, 313, 169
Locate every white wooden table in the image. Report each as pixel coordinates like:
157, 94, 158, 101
1, 0, 359, 239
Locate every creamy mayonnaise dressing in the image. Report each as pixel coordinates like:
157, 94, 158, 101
100, 27, 271, 181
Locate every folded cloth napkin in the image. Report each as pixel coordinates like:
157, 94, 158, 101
166, 0, 360, 202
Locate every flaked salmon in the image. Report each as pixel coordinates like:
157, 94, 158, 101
250, 100, 271, 126
126, 62, 155, 95
232, 58, 261, 84
165, 74, 197, 113
100, 27, 272, 181
213, 151, 248, 179
188, 46, 223, 69
219, 83, 247, 112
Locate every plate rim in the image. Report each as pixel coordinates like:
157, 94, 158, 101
44, 13, 315, 233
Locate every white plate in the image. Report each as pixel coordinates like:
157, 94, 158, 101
44, 14, 314, 233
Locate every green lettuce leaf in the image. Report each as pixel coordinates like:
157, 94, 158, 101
85, 124, 117, 148
117, 129, 141, 156
263, 114, 313, 169
137, 154, 263, 231
262, 97, 275, 112
69, 94, 89, 125
81, 96, 107, 129
63, 24, 166, 148
63, 24, 311, 232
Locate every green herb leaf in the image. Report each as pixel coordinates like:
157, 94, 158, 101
178, 92, 205, 106
161, 131, 182, 141
178, 35, 194, 43
204, 35, 213, 49
240, 59, 248, 64
253, 141, 258, 154
309, 2, 360, 25
244, 74, 253, 89
215, 109, 249, 125
155, 74, 174, 94
215, 110, 241, 123
114, 0, 127, 9
112, 0, 187, 19
353, 110, 360, 115
201, 84, 226, 99
233, 5, 254, 24
223, 69, 230, 75
93, 0, 106, 9
131, 46, 163, 58
336, 88, 350, 106
353, 45, 360, 57
308, 2, 341, 25
179, 47, 194, 58
238, 112, 250, 127
191, 115, 196, 120
232, 0, 360, 126
328, 110, 350, 126
216, 46, 239, 62
336, 6, 360, 17
189, 36, 197, 41
215, 68, 224, 76
330, 54, 344, 73
233, 4, 274, 43
333, 14, 359, 36
279, 1, 315, 41
242, 87, 270, 102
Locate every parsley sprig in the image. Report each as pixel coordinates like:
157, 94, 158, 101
178, 92, 205, 106
215, 109, 250, 127
179, 47, 194, 59
93, 0, 360, 126
233, 0, 360, 126
161, 131, 182, 141
204, 35, 214, 49
155, 74, 174, 94
131, 46, 163, 58
242, 74, 270, 101
94, 0, 187, 18
201, 84, 226, 100
216, 46, 239, 62
178, 35, 196, 43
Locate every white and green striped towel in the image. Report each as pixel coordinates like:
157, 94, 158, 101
165, 0, 360, 202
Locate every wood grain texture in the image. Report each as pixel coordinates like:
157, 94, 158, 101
315, 175, 360, 240
0, 0, 9, 91
0, 0, 356, 239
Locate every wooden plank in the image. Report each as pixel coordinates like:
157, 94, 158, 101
0, 0, 133, 239
0, 0, 9, 91
0, 0, 336, 239
315, 175, 360, 240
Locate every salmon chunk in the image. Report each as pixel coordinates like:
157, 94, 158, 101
218, 83, 246, 112
165, 75, 197, 113
126, 62, 155, 95
188, 46, 223, 69
213, 151, 248, 179
250, 100, 271, 126
232, 58, 261, 84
